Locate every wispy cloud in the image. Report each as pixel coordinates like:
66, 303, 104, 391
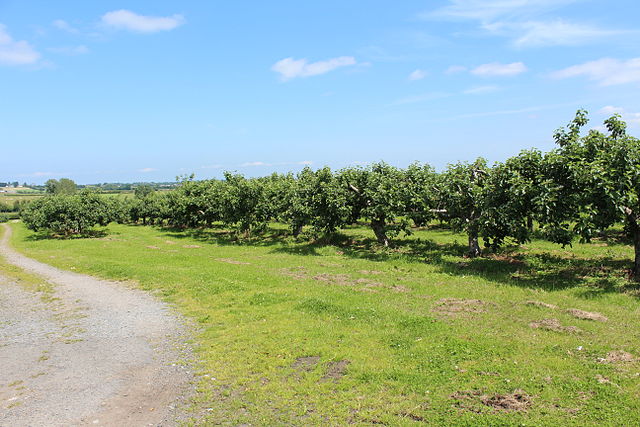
408, 69, 427, 81
485, 20, 626, 48
445, 65, 467, 74
271, 56, 357, 81
0, 24, 40, 66
599, 106, 640, 124
424, 0, 625, 48
447, 101, 578, 120
551, 58, 640, 86
138, 167, 157, 173
48, 45, 89, 56
52, 19, 79, 34
240, 160, 313, 167
200, 164, 224, 170
471, 62, 527, 76
425, 0, 577, 22
101, 10, 185, 33
463, 85, 500, 94
17, 171, 69, 178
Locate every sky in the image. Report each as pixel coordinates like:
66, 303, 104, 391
1, 0, 639, 184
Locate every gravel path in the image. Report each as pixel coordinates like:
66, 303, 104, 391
0, 224, 194, 426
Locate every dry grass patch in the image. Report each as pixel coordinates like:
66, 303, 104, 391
529, 318, 582, 333
215, 258, 251, 265
432, 298, 491, 316
566, 309, 608, 322
603, 350, 636, 363
525, 300, 558, 309
451, 389, 532, 413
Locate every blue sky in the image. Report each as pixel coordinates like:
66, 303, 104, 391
1, 0, 639, 184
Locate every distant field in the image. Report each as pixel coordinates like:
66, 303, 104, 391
0, 191, 135, 207
0, 194, 43, 203
7, 222, 640, 425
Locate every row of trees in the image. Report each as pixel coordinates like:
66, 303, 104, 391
19, 111, 640, 278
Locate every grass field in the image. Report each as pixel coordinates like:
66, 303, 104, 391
0, 194, 43, 204
6, 221, 640, 425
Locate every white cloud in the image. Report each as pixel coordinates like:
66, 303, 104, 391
425, 1, 624, 48
552, 57, 640, 86
271, 56, 356, 81
101, 10, 185, 33
484, 20, 625, 48
139, 167, 157, 173
0, 24, 40, 66
52, 19, 79, 34
426, 0, 579, 22
240, 160, 313, 167
17, 171, 68, 178
599, 106, 640, 124
408, 69, 427, 81
445, 65, 467, 74
471, 61, 527, 76
48, 45, 89, 55
463, 85, 500, 94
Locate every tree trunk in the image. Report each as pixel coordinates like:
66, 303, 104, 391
629, 216, 640, 281
371, 218, 390, 247
527, 216, 534, 233
467, 224, 481, 257
292, 223, 303, 237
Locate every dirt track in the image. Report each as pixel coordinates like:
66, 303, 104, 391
0, 223, 194, 426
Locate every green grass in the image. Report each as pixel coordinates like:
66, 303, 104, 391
0, 226, 54, 297
8, 222, 640, 425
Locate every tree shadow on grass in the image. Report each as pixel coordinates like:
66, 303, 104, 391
156, 224, 638, 296
160, 226, 303, 249
441, 251, 635, 295
24, 228, 108, 241
277, 235, 638, 296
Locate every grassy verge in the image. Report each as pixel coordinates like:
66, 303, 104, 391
0, 225, 53, 297
8, 222, 640, 425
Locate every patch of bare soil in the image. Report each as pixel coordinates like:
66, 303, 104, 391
396, 412, 426, 422
529, 318, 582, 333
432, 298, 491, 316
525, 300, 558, 309
566, 309, 608, 322
280, 266, 308, 280
146, 245, 161, 250
595, 374, 612, 384
359, 270, 383, 275
451, 389, 532, 413
602, 350, 636, 363
321, 360, 350, 382
391, 285, 409, 293
291, 356, 320, 373
281, 267, 387, 293
182, 244, 201, 249
482, 390, 531, 411
215, 258, 251, 265
312, 273, 352, 286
